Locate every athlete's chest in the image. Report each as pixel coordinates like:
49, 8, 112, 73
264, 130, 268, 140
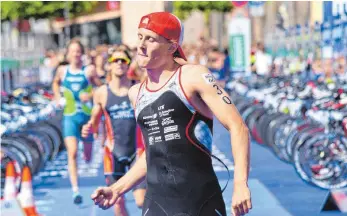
137, 90, 192, 131
106, 97, 134, 120
63, 73, 89, 91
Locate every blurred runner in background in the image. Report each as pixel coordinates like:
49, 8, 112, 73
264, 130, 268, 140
82, 47, 146, 216
52, 38, 102, 204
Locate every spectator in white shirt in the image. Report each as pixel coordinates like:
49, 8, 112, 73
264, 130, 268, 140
255, 42, 272, 76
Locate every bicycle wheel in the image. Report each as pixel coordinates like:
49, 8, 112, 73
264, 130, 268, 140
260, 112, 283, 146
267, 115, 293, 150
2, 136, 42, 174
35, 121, 63, 159
19, 130, 54, 163
287, 126, 324, 163
248, 108, 266, 139
293, 134, 347, 189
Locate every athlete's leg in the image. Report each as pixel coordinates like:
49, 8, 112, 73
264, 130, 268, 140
82, 141, 93, 162
99, 118, 107, 147
107, 175, 129, 216
113, 196, 128, 216
131, 156, 146, 208
65, 136, 79, 190
104, 149, 129, 216
63, 116, 82, 204
132, 188, 146, 208
79, 113, 94, 162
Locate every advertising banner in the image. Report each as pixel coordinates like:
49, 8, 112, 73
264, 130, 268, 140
324, 1, 347, 21
332, 18, 343, 55
228, 9, 251, 73
321, 21, 333, 59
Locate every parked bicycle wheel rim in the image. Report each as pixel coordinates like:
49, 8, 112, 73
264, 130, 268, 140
293, 134, 347, 189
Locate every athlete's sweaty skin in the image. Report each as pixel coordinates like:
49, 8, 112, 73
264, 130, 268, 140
91, 13, 251, 216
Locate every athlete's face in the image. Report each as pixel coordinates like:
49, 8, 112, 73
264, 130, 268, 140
67, 43, 83, 65
109, 51, 130, 77
136, 28, 172, 69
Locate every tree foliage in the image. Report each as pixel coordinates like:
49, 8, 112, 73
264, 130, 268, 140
173, 1, 233, 21
1, 1, 97, 21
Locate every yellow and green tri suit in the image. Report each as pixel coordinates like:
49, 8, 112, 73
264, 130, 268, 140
61, 66, 93, 141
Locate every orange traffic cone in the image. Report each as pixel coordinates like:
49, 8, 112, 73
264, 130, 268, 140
3, 161, 17, 200
18, 166, 39, 216
104, 146, 114, 186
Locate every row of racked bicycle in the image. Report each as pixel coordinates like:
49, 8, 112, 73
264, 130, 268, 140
1, 75, 346, 196
226, 74, 347, 190
1, 85, 64, 197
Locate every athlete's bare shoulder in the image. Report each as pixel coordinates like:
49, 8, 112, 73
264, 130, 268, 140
180, 64, 212, 86
95, 84, 107, 95
181, 64, 210, 75
54, 65, 67, 81
93, 84, 107, 104
128, 83, 142, 107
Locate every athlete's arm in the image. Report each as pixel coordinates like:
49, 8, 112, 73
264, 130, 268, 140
91, 86, 105, 128
92, 152, 146, 209
136, 129, 146, 158
182, 65, 252, 215
81, 85, 105, 138
110, 151, 147, 195
52, 65, 64, 105
128, 83, 141, 108
185, 65, 250, 182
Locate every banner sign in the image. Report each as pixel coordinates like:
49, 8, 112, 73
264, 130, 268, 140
324, 1, 347, 21
332, 18, 343, 54
228, 10, 251, 73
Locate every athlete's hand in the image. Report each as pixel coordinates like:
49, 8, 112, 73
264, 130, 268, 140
231, 182, 252, 216
79, 92, 91, 102
54, 95, 62, 108
81, 120, 98, 138
91, 186, 120, 209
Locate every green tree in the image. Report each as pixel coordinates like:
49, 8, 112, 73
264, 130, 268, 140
173, 1, 233, 22
1, 1, 97, 21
